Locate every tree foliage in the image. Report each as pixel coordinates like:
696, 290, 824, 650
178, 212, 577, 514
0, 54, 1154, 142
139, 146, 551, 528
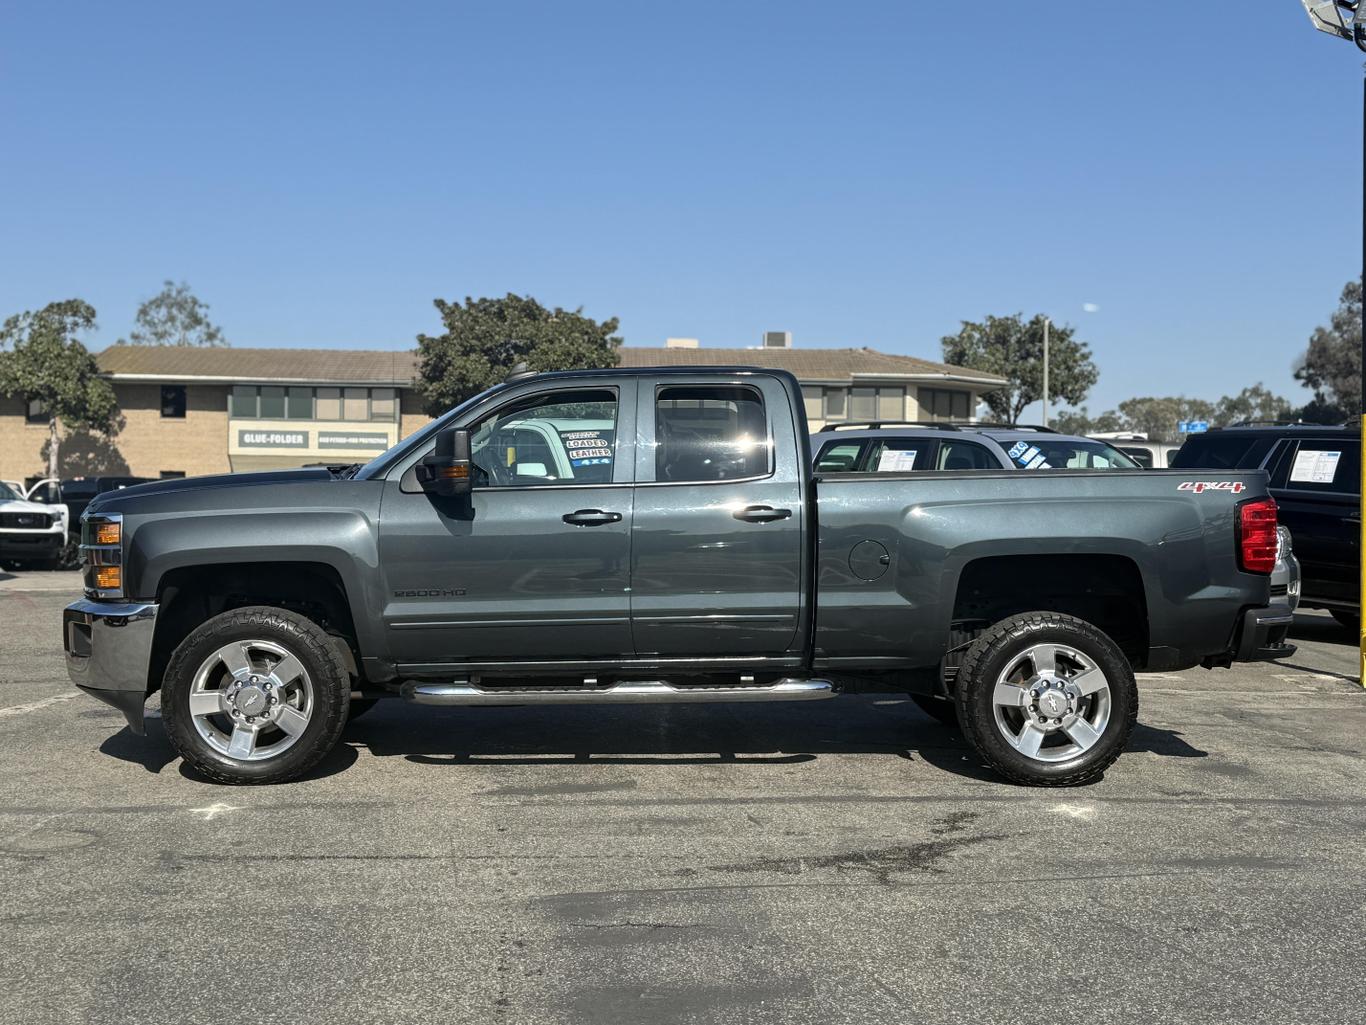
416, 294, 622, 415
1294, 279, 1360, 419
1054, 383, 1294, 443
941, 314, 1098, 423
0, 300, 121, 479
122, 280, 228, 347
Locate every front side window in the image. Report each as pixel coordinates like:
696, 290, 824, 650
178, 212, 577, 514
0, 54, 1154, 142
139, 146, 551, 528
470, 388, 618, 487
160, 385, 186, 418
936, 440, 997, 470
655, 385, 768, 482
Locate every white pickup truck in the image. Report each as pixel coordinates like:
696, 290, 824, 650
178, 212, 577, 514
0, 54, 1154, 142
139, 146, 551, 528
0, 478, 67, 568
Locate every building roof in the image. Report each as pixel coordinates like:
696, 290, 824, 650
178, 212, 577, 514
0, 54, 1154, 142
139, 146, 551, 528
97, 344, 418, 385
96, 343, 1005, 388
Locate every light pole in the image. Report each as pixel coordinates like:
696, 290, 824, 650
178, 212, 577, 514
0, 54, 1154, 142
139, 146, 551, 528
1297, 0, 1366, 684
1042, 316, 1050, 428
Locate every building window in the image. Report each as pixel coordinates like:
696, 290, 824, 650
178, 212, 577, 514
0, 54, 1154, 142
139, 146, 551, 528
920, 387, 972, 421
160, 385, 186, 419
315, 387, 341, 420
877, 387, 904, 421
286, 387, 313, 419
825, 388, 847, 420
230, 385, 257, 418
258, 386, 286, 419
159, 470, 186, 479
370, 387, 396, 422
850, 387, 877, 421
341, 387, 367, 421
25, 396, 47, 424
801, 386, 823, 422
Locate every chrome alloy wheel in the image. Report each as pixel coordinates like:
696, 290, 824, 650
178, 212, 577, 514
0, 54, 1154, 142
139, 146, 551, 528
188, 639, 314, 761
990, 642, 1111, 763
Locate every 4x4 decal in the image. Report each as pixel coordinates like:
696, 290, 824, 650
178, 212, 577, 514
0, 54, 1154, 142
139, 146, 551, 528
1178, 481, 1247, 494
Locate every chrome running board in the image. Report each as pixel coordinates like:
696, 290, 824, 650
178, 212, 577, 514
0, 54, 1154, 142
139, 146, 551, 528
400, 678, 835, 706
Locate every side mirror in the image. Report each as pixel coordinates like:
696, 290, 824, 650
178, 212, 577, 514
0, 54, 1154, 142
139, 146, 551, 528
416, 428, 473, 497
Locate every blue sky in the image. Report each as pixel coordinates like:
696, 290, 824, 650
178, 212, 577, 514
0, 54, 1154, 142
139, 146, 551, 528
1, 2, 1359, 419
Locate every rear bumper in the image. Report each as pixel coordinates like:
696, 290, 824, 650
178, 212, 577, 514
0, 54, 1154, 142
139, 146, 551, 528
1234, 606, 1296, 662
63, 599, 158, 734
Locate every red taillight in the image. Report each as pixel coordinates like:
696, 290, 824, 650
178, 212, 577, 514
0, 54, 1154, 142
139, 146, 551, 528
1238, 498, 1278, 574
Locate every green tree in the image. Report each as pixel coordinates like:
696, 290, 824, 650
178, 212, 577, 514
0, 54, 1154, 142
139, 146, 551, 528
1112, 396, 1217, 443
416, 293, 622, 415
121, 280, 228, 347
1212, 383, 1293, 427
1051, 407, 1124, 436
1294, 279, 1359, 418
941, 314, 1098, 423
0, 300, 121, 479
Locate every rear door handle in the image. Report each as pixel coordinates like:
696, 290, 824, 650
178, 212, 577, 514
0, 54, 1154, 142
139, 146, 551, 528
562, 509, 623, 527
733, 505, 792, 523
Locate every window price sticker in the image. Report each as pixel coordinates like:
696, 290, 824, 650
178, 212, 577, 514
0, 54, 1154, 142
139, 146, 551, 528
877, 448, 918, 472
1289, 449, 1341, 485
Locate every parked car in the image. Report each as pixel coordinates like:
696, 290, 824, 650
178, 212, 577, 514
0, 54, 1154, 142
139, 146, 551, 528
64, 367, 1287, 788
0, 479, 66, 569
1171, 423, 1357, 628
812, 422, 1142, 473
1089, 432, 1182, 469
58, 476, 153, 527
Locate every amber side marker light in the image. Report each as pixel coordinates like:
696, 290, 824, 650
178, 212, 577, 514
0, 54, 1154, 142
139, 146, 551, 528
93, 522, 121, 546
93, 566, 122, 591
438, 464, 470, 480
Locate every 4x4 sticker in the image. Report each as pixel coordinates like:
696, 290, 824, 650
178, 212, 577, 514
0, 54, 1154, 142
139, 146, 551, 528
1007, 440, 1051, 469
1178, 481, 1246, 494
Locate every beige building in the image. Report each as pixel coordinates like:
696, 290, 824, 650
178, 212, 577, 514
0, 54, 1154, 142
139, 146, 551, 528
0, 339, 1004, 483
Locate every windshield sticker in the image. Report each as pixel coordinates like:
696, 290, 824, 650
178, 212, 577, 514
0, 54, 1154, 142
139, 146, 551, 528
1007, 442, 1051, 469
562, 429, 614, 468
877, 448, 918, 472
1178, 481, 1247, 494
1289, 449, 1341, 485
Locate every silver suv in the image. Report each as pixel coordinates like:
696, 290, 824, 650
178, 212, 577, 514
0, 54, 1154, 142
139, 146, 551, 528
811, 421, 1142, 474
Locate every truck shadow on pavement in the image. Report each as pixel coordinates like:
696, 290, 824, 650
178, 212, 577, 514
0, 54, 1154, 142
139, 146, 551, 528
94, 696, 1208, 786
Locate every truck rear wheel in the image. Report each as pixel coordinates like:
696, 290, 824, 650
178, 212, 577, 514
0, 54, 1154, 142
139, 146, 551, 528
161, 606, 350, 785
954, 612, 1137, 787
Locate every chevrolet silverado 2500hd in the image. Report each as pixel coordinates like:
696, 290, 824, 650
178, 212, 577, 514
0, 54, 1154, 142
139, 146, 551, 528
63, 367, 1288, 786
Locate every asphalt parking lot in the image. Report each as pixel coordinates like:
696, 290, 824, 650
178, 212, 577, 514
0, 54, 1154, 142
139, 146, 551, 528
2, 570, 1364, 1024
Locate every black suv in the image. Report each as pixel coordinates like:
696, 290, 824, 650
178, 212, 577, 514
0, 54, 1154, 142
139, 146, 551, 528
1172, 424, 1358, 626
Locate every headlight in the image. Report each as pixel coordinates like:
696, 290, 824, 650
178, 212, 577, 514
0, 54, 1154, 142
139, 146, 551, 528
82, 512, 124, 599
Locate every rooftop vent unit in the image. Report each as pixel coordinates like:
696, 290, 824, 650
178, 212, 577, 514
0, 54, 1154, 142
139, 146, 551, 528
763, 331, 792, 348
665, 337, 700, 349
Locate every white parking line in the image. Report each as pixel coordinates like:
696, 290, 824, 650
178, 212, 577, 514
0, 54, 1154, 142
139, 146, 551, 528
0, 693, 79, 719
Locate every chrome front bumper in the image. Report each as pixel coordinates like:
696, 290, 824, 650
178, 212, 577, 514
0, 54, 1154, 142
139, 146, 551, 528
63, 598, 158, 733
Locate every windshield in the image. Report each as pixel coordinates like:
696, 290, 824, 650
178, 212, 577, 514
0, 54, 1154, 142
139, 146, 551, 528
352, 382, 507, 480
1002, 438, 1141, 470
0, 482, 20, 501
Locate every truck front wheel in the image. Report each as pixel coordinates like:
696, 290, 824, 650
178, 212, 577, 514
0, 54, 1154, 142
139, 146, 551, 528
954, 612, 1137, 787
161, 606, 350, 784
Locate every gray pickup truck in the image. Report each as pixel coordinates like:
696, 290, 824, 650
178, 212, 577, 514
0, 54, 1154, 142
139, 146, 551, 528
63, 366, 1289, 786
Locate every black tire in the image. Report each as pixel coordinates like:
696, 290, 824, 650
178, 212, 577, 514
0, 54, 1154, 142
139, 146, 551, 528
347, 697, 380, 722
954, 612, 1137, 787
911, 694, 960, 729
161, 606, 350, 785
1330, 609, 1359, 633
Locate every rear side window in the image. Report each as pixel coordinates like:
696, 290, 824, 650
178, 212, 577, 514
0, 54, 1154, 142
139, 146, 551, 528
1271, 439, 1360, 495
656, 385, 769, 482
1119, 446, 1153, 468
1171, 434, 1276, 470
815, 440, 865, 473
866, 437, 937, 472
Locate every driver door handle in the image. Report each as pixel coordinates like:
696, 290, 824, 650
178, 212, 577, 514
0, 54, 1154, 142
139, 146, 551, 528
733, 505, 792, 523
562, 509, 623, 527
